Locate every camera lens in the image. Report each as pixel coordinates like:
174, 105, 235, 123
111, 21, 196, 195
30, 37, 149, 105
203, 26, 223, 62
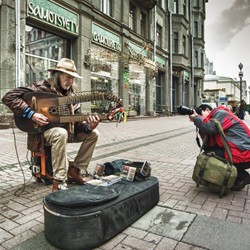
177, 106, 194, 115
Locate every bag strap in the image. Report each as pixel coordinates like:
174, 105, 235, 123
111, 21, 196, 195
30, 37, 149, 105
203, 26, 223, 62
212, 119, 236, 196
212, 118, 233, 165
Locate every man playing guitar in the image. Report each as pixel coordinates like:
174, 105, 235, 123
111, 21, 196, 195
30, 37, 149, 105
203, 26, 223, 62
2, 58, 100, 191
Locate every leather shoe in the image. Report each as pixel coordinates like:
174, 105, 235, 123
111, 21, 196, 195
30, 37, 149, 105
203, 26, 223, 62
67, 165, 86, 185
231, 175, 250, 191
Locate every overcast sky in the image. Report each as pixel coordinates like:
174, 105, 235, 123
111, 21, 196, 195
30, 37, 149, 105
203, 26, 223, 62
205, 0, 250, 91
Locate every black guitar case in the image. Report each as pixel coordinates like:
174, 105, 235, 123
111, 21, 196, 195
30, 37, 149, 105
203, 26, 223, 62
43, 176, 159, 250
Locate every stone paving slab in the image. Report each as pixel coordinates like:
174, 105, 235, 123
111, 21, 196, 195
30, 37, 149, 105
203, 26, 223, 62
132, 206, 196, 241
183, 215, 250, 250
11, 233, 58, 250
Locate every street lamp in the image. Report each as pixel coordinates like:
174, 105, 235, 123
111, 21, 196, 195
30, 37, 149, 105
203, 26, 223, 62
238, 62, 243, 101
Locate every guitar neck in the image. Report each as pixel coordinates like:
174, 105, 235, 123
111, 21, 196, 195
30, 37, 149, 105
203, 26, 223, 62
59, 114, 91, 123
58, 92, 108, 105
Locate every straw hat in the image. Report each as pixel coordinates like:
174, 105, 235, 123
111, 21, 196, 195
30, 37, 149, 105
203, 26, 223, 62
48, 58, 82, 79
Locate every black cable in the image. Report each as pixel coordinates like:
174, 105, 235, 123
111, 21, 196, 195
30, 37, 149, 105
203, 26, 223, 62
11, 118, 33, 196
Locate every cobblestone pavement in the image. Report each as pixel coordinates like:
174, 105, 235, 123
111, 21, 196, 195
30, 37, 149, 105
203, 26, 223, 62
0, 115, 250, 249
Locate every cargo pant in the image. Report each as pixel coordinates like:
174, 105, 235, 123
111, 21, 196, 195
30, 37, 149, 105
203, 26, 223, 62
43, 127, 99, 182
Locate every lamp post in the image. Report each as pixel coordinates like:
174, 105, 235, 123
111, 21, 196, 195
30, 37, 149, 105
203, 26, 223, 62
238, 62, 243, 101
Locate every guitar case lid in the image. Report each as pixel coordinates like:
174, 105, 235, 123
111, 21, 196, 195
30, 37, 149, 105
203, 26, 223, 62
45, 184, 120, 208
44, 177, 159, 250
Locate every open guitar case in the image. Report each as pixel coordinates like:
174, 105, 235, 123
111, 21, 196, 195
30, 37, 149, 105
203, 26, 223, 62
43, 176, 159, 250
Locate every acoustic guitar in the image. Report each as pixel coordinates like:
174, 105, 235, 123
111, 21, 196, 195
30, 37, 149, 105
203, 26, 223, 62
14, 91, 121, 133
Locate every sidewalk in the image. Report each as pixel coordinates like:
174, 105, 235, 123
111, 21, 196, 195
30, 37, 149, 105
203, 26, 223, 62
0, 115, 250, 250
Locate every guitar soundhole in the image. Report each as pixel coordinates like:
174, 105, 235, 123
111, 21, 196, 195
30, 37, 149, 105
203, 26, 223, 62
49, 106, 58, 115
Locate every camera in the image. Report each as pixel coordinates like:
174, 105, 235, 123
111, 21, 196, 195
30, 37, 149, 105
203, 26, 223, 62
177, 105, 202, 115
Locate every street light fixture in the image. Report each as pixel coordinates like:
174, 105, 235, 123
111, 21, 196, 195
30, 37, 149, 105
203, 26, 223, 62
238, 62, 243, 101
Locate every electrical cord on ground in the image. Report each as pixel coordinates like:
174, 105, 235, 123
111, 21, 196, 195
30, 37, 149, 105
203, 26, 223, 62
11, 118, 33, 196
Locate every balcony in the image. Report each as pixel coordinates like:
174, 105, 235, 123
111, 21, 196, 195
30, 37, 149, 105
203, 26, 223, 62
172, 54, 189, 71
135, 0, 157, 10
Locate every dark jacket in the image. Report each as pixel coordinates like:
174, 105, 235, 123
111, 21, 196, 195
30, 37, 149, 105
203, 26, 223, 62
2, 79, 89, 152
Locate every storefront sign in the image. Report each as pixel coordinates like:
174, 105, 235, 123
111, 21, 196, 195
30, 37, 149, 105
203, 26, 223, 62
127, 42, 147, 59
92, 23, 121, 51
27, 0, 79, 35
127, 42, 157, 72
156, 56, 166, 69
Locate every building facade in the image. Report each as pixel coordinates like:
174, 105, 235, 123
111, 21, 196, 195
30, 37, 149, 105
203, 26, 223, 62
204, 74, 247, 109
0, 0, 208, 116
204, 55, 248, 106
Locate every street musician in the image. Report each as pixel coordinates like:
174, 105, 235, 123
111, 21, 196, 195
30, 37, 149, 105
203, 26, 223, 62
2, 58, 100, 191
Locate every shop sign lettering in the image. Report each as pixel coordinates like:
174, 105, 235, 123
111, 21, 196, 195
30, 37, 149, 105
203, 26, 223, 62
92, 23, 121, 52
27, 0, 79, 35
92, 32, 121, 51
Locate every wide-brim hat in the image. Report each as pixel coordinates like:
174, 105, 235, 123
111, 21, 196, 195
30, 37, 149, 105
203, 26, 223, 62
48, 58, 82, 79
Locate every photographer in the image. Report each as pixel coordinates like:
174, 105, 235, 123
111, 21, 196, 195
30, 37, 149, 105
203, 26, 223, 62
189, 104, 250, 191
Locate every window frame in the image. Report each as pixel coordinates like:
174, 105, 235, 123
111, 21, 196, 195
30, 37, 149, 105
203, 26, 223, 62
140, 12, 146, 37
101, 0, 113, 17
173, 32, 179, 53
129, 3, 136, 31
156, 24, 162, 47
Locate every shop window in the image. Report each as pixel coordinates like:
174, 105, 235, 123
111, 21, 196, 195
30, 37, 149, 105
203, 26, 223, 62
128, 64, 146, 115
25, 25, 69, 85
156, 72, 163, 112
129, 83, 141, 113
90, 46, 120, 114
101, 0, 113, 16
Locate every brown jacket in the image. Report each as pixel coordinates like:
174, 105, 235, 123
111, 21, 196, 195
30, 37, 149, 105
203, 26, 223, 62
2, 79, 89, 152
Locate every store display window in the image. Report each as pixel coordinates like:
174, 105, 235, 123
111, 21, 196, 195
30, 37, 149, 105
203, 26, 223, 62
25, 25, 70, 84
90, 46, 119, 113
